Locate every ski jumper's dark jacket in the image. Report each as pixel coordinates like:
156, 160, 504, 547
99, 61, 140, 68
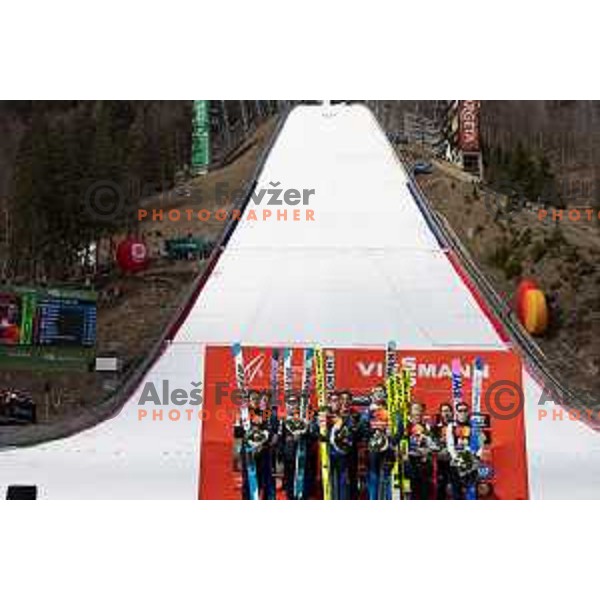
355, 405, 403, 499
327, 413, 360, 500
279, 414, 319, 499
234, 406, 279, 500
406, 420, 434, 500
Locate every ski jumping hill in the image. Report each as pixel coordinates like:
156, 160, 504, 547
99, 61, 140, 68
1, 103, 600, 499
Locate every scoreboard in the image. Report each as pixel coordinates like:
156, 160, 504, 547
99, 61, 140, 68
37, 295, 96, 347
0, 286, 97, 349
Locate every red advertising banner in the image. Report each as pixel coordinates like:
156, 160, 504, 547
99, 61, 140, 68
459, 100, 481, 152
199, 345, 528, 500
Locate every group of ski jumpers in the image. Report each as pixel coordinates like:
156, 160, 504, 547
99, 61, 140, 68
233, 385, 493, 500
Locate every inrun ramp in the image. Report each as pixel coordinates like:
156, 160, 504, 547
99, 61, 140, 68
1, 104, 599, 499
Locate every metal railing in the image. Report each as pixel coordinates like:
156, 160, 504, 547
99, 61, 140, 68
402, 154, 599, 425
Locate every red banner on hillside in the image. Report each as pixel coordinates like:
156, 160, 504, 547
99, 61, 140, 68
459, 100, 481, 152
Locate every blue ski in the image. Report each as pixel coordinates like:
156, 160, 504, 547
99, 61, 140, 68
267, 348, 280, 500
466, 357, 484, 500
232, 343, 259, 500
450, 358, 463, 413
294, 348, 314, 499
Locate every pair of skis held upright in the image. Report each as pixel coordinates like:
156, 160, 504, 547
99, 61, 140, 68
385, 341, 411, 500
451, 355, 485, 500
232, 343, 485, 501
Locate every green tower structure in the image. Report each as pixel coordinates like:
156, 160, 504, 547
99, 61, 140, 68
191, 101, 210, 175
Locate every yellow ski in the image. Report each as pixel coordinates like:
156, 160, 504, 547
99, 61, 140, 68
385, 341, 401, 500
315, 347, 332, 500
398, 368, 412, 499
